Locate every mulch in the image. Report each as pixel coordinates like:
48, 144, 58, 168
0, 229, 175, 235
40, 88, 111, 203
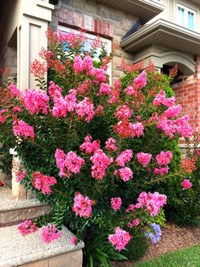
113, 222, 200, 266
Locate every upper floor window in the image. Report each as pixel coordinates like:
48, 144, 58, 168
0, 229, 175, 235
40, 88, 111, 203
58, 26, 112, 79
177, 4, 196, 30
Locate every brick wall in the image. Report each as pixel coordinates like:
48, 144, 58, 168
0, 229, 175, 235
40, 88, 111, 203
50, 0, 137, 82
172, 57, 200, 133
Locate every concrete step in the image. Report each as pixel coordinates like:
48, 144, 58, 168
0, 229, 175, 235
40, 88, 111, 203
0, 224, 84, 267
0, 186, 50, 227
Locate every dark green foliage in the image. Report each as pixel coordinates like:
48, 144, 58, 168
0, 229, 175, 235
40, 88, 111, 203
85, 232, 127, 267
121, 230, 148, 261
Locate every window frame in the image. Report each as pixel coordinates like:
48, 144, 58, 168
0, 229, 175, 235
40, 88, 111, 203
58, 25, 112, 81
177, 4, 196, 31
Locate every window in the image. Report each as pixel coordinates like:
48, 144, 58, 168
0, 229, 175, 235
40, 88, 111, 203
177, 4, 196, 30
58, 26, 112, 80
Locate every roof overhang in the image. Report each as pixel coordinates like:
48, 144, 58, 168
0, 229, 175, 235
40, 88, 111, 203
121, 19, 200, 56
95, 0, 164, 24
189, 0, 200, 5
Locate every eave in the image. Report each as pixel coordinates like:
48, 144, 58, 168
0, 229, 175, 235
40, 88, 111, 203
95, 0, 164, 24
121, 19, 200, 56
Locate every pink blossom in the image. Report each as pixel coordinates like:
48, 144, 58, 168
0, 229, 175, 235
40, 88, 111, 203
174, 115, 193, 138
13, 120, 34, 139
156, 151, 173, 166
127, 218, 140, 228
18, 219, 38, 236
124, 85, 137, 96
111, 197, 122, 211
16, 171, 27, 182
48, 81, 62, 98
108, 227, 132, 251
137, 152, 152, 167
181, 179, 192, 189
76, 97, 95, 123
115, 150, 133, 167
164, 105, 182, 119
80, 134, 100, 154
70, 236, 78, 245
137, 192, 167, 217
32, 172, 57, 195
90, 149, 112, 180
82, 55, 93, 70
23, 89, 49, 115
153, 90, 175, 107
105, 137, 117, 152
8, 83, 21, 97
72, 192, 95, 218
119, 167, 133, 182
55, 149, 85, 178
41, 225, 61, 244
115, 105, 132, 120
97, 83, 111, 96
95, 105, 104, 116
134, 70, 146, 89
73, 55, 84, 73
154, 166, 169, 176
157, 117, 176, 138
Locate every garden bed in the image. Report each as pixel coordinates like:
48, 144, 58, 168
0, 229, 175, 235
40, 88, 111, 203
113, 222, 200, 266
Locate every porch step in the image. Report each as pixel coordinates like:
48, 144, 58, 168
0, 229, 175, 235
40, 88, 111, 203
0, 224, 84, 267
0, 186, 50, 227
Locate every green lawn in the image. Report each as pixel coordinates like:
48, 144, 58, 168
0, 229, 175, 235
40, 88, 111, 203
134, 243, 200, 267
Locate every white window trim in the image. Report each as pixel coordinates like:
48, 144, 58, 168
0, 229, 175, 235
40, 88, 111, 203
177, 4, 196, 31
58, 26, 112, 83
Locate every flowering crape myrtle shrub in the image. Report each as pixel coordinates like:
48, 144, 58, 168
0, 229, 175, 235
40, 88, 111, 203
0, 28, 195, 249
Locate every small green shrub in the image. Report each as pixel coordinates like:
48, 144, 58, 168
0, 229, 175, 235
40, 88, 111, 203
121, 230, 148, 261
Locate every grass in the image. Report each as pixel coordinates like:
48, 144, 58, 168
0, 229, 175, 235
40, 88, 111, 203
134, 243, 200, 267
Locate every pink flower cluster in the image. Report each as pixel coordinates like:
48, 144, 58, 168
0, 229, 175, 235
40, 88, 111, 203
113, 121, 144, 139
111, 197, 122, 211
105, 137, 117, 152
133, 70, 147, 89
70, 236, 78, 245
90, 149, 112, 180
16, 170, 27, 182
118, 167, 133, 182
175, 115, 194, 138
153, 90, 175, 107
157, 115, 193, 138
13, 120, 34, 139
181, 179, 192, 189
72, 192, 95, 217
52, 89, 77, 118
23, 89, 49, 115
41, 225, 61, 244
8, 83, 21, 97
55, 149, 85, 178
18, 219, 38, 236
76, 97, 95, 123
80, 134, 100, 154
108, 227, 132, 251
48, 81, 62, 98
115, 150, 133, 167
137, 192, 167, 216
97, 83, 111, 96
127, 218, 140, 228
156, 151, 173, 166
154, 166, 169, 177
137, 152, 152, 167
115, 105, 132, 120
164, 104, 182, 119
73, 55, 93, 73
32, 172, 57, 195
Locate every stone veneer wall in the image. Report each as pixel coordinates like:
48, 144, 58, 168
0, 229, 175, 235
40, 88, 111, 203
50, 0, 137, 82
172, 57, 200, 133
